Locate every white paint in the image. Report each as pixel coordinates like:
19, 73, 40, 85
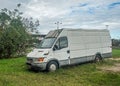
27, 28, 112, 67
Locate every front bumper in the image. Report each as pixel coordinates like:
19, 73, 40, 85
26, 62, 47, 71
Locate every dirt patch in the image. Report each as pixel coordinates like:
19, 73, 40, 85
98, 63, 120, 72
109, 58, 120, 61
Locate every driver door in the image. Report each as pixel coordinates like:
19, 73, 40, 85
53, 36, 70, 66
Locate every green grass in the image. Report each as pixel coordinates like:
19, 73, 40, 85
0, 49, 120, 86
112, 49, 120, 58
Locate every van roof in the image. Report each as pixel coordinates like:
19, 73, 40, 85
62, 28, 109, 32
45, 28, 109, 38
45, 29, 63, 38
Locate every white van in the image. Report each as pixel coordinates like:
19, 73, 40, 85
26, 29, 112, 71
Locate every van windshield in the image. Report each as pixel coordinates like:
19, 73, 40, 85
37, 37, 56, 49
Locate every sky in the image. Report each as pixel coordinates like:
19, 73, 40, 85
0, 0, 120, 39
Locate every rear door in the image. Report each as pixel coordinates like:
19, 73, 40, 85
53, 36, 70, 66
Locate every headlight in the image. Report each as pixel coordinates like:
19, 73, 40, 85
44, 52, 49, 55
38, 57, 44, 62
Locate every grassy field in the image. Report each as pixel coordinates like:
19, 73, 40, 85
0, 49, 120, 86
112, 49, 120, 58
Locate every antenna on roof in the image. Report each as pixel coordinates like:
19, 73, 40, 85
55, 21, 62, 36
105, 25, 109, 29
55, 21, 62, 30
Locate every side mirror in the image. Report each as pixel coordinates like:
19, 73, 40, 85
53, 45, 59, 51
53, 47, 55, 51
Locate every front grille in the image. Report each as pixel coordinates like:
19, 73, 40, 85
27, 58, 33, 63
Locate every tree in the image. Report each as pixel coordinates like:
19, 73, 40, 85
0, 4, 39, 58
22, 17, 40, 33
112, 39, 120, 47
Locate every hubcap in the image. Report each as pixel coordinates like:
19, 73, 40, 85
49, 64, 56, 71
96, 57, 100, 62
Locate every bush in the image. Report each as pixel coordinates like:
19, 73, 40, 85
0, 6, 31, 58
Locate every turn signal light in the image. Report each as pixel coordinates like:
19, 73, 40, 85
38, 58, 44, 62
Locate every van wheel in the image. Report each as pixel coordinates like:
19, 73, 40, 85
94, 55, 102, 63
47, 61, 58, 72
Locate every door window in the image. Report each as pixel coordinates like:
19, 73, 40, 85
59, 37, 68, 48
54, 37, 68, 50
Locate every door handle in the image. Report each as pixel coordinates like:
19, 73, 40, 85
67, 50, 70, 53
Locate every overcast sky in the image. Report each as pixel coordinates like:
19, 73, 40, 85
0, 0, 120, 39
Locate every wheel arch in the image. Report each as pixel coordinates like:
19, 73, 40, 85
94, 52, 103, 61
95, 52, 102, 58
46, 58, 60, 68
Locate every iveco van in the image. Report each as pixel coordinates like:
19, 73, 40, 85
26, 29, 112, 71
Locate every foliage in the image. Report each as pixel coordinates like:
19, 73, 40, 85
0, 4, 39, 58
112, 39, 120, 47
22, 17, 40, 33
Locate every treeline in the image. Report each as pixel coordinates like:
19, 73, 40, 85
0, 4, 39, 58
112, 39, 120, 48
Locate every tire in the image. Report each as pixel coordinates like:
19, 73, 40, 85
47, 61, 58, 72
94, 55, 102, 63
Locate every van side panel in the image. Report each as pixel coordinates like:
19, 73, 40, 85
67, 29, 111, 65
100, 31, 112, 57
68, 30, 87, 64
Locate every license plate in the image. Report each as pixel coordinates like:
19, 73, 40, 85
27, 59, 33, 63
